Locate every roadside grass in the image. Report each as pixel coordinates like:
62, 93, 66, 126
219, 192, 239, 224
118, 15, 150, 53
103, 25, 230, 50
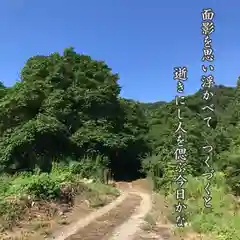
0, 161, 119, 236
182, 172, 240, 240
140, 172, 239, 240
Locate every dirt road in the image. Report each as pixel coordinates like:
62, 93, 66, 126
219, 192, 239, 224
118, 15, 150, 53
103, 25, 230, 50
108, 190, 151, 240
48, 180, 152, 240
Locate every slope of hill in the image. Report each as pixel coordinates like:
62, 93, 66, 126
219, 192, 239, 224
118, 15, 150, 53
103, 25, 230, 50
0, 48, 239, 239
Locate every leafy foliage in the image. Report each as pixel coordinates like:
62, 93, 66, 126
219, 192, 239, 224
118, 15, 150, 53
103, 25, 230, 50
0, 48, 149, 178
0, 47, 239, 238
142, 83, 240, 195
0, 47, 239, 193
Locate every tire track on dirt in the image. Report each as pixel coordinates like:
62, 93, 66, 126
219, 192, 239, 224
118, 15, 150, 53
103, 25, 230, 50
66, 193, 142, 240
48, 191, 127, 240
49, 180, 152, 240
108, 191, 151, 240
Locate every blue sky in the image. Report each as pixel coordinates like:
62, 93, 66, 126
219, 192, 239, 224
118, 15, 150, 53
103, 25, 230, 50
0, 0, 239, 102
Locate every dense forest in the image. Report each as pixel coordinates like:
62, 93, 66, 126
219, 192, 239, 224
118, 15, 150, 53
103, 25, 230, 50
0, 47, 239, 194
0, 48, 239, 238
142, 83, 240, 196
0, 47, 150, 181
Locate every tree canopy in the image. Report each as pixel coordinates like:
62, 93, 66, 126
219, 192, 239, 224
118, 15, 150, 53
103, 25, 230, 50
0, 48, 150, 179
143, 83, 240, 195
0, 47, 239, 195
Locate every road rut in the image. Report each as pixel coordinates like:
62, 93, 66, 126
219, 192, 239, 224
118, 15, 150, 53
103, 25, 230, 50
49, 181, 152, 240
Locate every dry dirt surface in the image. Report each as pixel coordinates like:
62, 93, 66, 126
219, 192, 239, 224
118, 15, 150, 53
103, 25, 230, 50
108, 191, 151, 240
132, 193, 207, 240
65, 194, 141, 240
49, 179, 152, 240
47, 191, 127, 240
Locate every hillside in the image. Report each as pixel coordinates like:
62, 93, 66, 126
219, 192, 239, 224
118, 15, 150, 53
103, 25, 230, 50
0, 48, 239, 239
142, 83, 239, 194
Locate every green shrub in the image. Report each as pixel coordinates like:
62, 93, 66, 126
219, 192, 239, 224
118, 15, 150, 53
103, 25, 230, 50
166, 172, 240, 239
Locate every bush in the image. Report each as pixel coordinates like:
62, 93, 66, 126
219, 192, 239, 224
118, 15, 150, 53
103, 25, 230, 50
0, 156, 119, 230
166, 172, 240, 239
68, 155, 108, 181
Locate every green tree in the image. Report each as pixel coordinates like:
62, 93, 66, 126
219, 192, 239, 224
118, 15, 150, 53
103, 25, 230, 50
0, 48, 149, 179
